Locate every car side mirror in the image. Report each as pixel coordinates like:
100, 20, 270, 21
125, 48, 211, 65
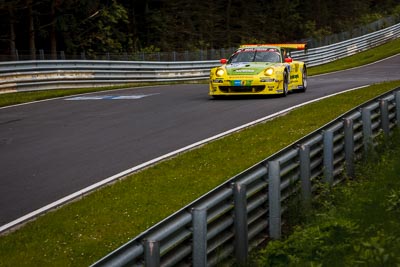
220, 58, 227, 64
284, 57, 293, 63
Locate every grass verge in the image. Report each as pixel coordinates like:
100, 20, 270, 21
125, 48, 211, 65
1, 80, 400, 266
254, 130, 400, 267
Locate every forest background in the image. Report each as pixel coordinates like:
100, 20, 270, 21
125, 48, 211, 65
1, 0, 400, 59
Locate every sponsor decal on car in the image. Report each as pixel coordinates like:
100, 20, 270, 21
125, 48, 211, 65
234, 69, 255, 73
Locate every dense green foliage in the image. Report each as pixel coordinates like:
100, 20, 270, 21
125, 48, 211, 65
255, 131, 400, 266
1, 0, 400, 57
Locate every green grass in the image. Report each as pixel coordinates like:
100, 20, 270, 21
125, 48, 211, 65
1, 80, 400, 267
254, 131, 400, 267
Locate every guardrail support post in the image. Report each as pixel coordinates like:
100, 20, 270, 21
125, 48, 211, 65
323, 130, 334, 185
144, 240, 160, 267
380, 99, 390, 136
192, 207, 207, 267
362, 107, 373, 152
233, 182, 248, 263
268, 160, 281, 239
344, 118, 355, 178
299, 144, 312, 206
395, 91, 400, 128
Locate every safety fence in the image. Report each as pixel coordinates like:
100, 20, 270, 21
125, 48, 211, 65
0, 22, 399, 94
91, 88, 400, 267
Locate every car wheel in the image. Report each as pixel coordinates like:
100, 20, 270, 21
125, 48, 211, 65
300, 66, 307, 92
281, 71, 289, 97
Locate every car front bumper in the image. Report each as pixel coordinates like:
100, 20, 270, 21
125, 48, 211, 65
209, 78, 284, 96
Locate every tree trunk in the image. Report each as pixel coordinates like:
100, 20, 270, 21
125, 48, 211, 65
50, 0, 57, 59
27, 0, 36, 60
8, 4, 17, 60
226, 0, 231, 47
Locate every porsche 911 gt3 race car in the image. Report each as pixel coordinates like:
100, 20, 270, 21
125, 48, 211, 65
209, 44, 307, 98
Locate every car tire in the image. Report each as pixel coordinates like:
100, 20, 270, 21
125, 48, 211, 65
299, 66, 307, 92
281, 71, 289, 97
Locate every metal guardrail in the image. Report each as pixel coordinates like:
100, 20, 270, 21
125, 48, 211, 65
91, 88, 400, 266
0, 23, 399, 93
291, 22, 400, 66
0, 61, 218, 93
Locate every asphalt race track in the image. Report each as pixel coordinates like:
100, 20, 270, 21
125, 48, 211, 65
1, 54, 400, 227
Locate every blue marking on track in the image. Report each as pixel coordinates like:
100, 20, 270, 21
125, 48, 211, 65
65, 93, 160, 101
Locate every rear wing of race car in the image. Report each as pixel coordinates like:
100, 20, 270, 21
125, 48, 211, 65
240, 43, 307, 51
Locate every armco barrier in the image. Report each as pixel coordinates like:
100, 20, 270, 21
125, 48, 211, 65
0, 61, 218, 93
292, 22, 400, 66
91, 88, 400, 266
0, 23, 399, 93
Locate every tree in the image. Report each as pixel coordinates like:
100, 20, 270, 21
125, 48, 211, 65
49, 0, 61, 59
82, 1, 129, 54
52, 0, 129, 56
26, 0, 36, 59
1, 0, 400, 58
0, 0, 20, 60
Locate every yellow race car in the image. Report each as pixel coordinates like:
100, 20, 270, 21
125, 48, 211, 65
209, 44, 307, 98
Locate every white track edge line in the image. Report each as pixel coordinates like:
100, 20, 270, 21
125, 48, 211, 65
0, 85, 369, 233
0, 84, 167, 110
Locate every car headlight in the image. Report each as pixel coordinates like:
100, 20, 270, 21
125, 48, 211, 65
216, 68, 225, 77
264, 68, 274, 76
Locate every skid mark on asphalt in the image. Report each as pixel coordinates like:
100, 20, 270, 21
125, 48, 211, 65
65, 93, 160, 101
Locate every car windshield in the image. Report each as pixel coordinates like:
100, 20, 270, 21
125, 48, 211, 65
229, 49, 281, 63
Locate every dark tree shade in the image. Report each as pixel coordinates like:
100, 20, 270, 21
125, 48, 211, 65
0, 0, 399, 57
